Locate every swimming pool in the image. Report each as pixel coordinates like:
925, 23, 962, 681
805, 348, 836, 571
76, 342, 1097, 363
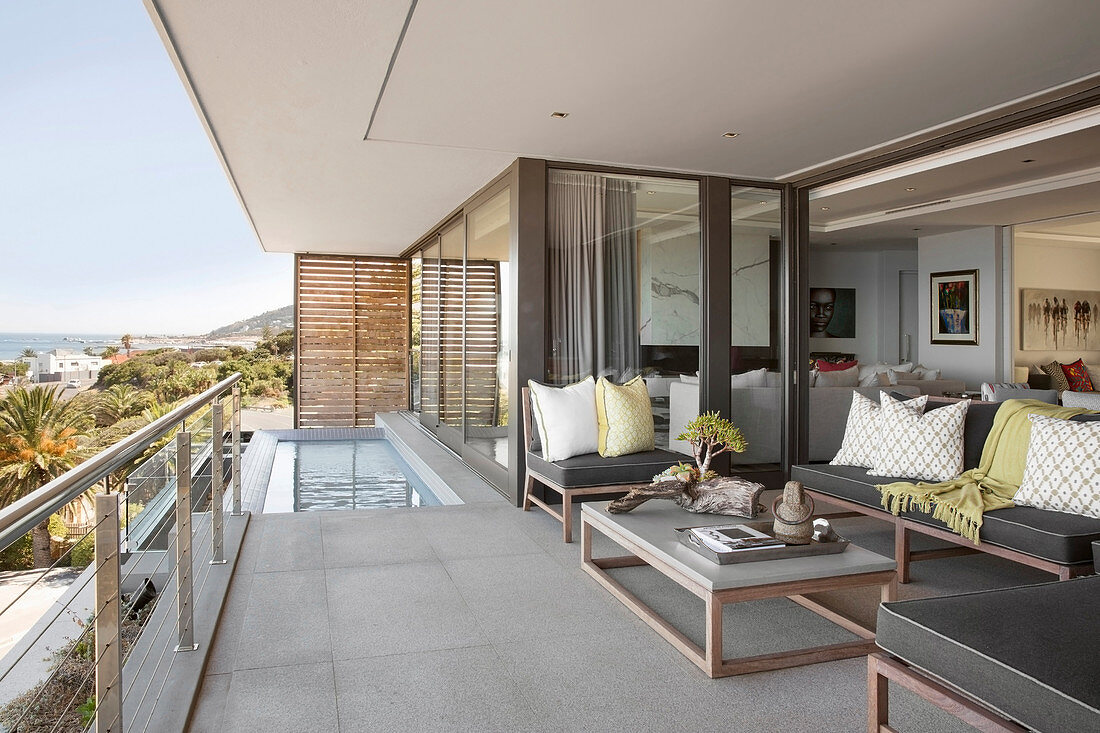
263, 439, 444, 512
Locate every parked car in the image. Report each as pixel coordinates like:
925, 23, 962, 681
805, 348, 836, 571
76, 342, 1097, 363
66, 379, 80, 389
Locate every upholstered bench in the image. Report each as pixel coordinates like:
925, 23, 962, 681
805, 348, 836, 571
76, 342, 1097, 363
793, 400, 1100, 581
521, 386, 681, 542
869, 576, 1100, 731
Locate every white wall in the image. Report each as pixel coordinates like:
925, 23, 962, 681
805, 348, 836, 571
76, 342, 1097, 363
918, 227, 1005, 389
809, 247, 916, 364
1013, 235, 1100, 370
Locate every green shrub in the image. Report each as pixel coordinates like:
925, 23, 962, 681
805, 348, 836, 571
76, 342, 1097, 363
0, 533, 33, 571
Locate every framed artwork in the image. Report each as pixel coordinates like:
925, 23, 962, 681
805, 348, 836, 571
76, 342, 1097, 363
809, 287, 856, 338
930, 270, 978, 345
1020, 288, 1100, 351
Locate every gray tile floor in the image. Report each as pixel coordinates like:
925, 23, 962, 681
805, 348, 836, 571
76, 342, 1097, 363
188, 495, 1051, 733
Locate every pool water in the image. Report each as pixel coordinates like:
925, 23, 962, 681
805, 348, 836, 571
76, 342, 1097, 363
264, 439, 442, 512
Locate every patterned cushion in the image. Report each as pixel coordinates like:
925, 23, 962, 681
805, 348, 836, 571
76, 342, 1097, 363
832, 391, 928, 468
1061, 359, 1095, 392
595, 376, 655, 458
1041, 360, 1071, 392
980, 382, 1030, 402
1015, 415, 1100, 519
869, 392, 968, 482
816, 359, 858, 372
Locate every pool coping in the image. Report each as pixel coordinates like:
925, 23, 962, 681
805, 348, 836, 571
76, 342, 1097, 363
241, 415, 504, 514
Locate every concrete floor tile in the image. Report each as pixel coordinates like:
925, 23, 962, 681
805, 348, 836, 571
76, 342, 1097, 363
187, 673, 230, 732
320, 511, 438, 567
234, 569, 331, 670
221, 662, 338, 733
326, 562, 486, 660
252, 512, 324, 573
413, 504, 546, 560
334, 646, 536, 732
204, 571, 253, 675
444, 553, 631, 643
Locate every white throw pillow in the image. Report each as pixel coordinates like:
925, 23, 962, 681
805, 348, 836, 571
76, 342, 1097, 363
921, 369, 941, 381
528, 377, 599, 462
869, 392, 968, 481
679, 373, 700, 384
730, 368, 767, 388
815, 365, 858, 388
765, 371, 783, 388
1014, 415, 1100, 518
831, 392, 928, 468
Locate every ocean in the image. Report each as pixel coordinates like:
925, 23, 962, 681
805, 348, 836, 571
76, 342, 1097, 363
0, 333, 210, 362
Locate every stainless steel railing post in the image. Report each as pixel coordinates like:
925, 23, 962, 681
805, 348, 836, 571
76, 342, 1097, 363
174, 432, 197, 652
210, 403, 226, 565
94, 493, 123, 732
231, 387, 242, 516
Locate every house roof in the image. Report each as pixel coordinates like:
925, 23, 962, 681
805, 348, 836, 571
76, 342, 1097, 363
146, 0, 1100, 255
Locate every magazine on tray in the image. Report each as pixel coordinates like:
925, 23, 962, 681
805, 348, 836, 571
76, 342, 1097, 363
688, 524, 786, 554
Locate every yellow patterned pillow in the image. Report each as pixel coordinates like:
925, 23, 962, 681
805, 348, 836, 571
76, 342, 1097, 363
595, 376, 655, 457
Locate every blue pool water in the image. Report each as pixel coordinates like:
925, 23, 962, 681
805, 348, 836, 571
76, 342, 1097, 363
264, 439, 442, 512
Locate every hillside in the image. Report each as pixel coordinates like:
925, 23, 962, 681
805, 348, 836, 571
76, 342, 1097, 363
207, 305, 292, 338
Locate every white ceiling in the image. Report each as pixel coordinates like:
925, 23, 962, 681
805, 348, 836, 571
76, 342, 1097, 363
148, 0, 1100, 255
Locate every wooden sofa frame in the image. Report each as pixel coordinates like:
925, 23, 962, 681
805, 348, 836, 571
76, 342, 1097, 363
805, 489, 1093, 582
520, 387, 639, 543
868, 653, 1026, 733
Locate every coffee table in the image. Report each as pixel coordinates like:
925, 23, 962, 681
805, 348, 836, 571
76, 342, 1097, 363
581, 501, 897, 678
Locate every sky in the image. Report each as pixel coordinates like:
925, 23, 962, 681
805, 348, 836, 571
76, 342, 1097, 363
0, 3, 291, 335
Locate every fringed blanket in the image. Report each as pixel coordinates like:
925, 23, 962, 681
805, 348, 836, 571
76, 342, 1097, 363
876, 399, 1085, 544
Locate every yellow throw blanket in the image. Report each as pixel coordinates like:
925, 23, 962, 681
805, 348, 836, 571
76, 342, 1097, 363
876, 399, 1085, 544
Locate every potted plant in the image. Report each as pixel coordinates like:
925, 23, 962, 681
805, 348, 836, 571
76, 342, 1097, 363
607, 412, 765, 515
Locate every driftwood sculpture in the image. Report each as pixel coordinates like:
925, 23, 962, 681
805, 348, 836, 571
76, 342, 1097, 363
607, 412, 766, 517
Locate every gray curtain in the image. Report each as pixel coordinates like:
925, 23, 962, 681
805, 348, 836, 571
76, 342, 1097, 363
547, 171, 639, 383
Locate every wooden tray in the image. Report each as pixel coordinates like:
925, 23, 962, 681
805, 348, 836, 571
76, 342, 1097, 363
676, 520, 849, 564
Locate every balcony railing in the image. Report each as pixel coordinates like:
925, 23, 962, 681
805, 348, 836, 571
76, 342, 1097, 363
0, 373, 244, 732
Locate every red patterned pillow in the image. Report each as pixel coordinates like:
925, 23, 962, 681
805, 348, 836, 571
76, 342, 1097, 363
816, 359, 858, 372
1061, 359, 1095, 392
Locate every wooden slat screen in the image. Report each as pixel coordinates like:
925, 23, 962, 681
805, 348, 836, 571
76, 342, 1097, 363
296, 254, 410, 428
463, 261, 501, 427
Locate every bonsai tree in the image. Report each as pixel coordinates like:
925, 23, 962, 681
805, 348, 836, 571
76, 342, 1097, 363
609, 412, 759, 516
676, 411, 747, 477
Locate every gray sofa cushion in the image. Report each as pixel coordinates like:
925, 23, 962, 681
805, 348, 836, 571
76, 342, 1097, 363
527, 448, 682, 488
792, 464, 1100, 565
877, 577, 1100, 732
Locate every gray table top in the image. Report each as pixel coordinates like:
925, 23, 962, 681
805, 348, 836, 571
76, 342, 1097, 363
582, 500, 896, 592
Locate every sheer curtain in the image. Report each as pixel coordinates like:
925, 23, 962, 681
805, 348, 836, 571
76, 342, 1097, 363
547, 171, 639, 383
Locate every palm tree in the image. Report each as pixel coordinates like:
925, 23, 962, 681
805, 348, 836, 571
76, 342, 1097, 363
121, 334, 133, 357
0, 386, 92, 567
96, 384, 150, 425
20, 348, 37, 359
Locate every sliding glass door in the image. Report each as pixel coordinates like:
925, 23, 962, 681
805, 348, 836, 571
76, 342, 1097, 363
413, 183, 512, 484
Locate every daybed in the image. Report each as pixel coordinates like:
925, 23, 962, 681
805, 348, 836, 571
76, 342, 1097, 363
870, 575, 1100, 732
792, 398, 1100, 581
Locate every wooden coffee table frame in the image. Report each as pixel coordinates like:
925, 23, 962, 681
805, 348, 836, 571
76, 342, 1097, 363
581, 513, 897, 678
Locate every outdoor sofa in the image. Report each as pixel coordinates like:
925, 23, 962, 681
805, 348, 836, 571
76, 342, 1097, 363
520, 386, 683, 542
869, 572, 1100, 732
793, 397, 1100, 581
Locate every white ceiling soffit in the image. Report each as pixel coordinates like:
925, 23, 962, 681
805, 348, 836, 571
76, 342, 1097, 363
149, 0, 1100, 255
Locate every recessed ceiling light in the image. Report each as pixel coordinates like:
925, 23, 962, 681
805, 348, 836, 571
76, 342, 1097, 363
905, 187, 916, 192
1021, 158, 1035, 163
758, 200, 768, 205
820, 206, 830, 211
550, 112, 569, 119
722, 131, 740, 138
646, 190, 655, 195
